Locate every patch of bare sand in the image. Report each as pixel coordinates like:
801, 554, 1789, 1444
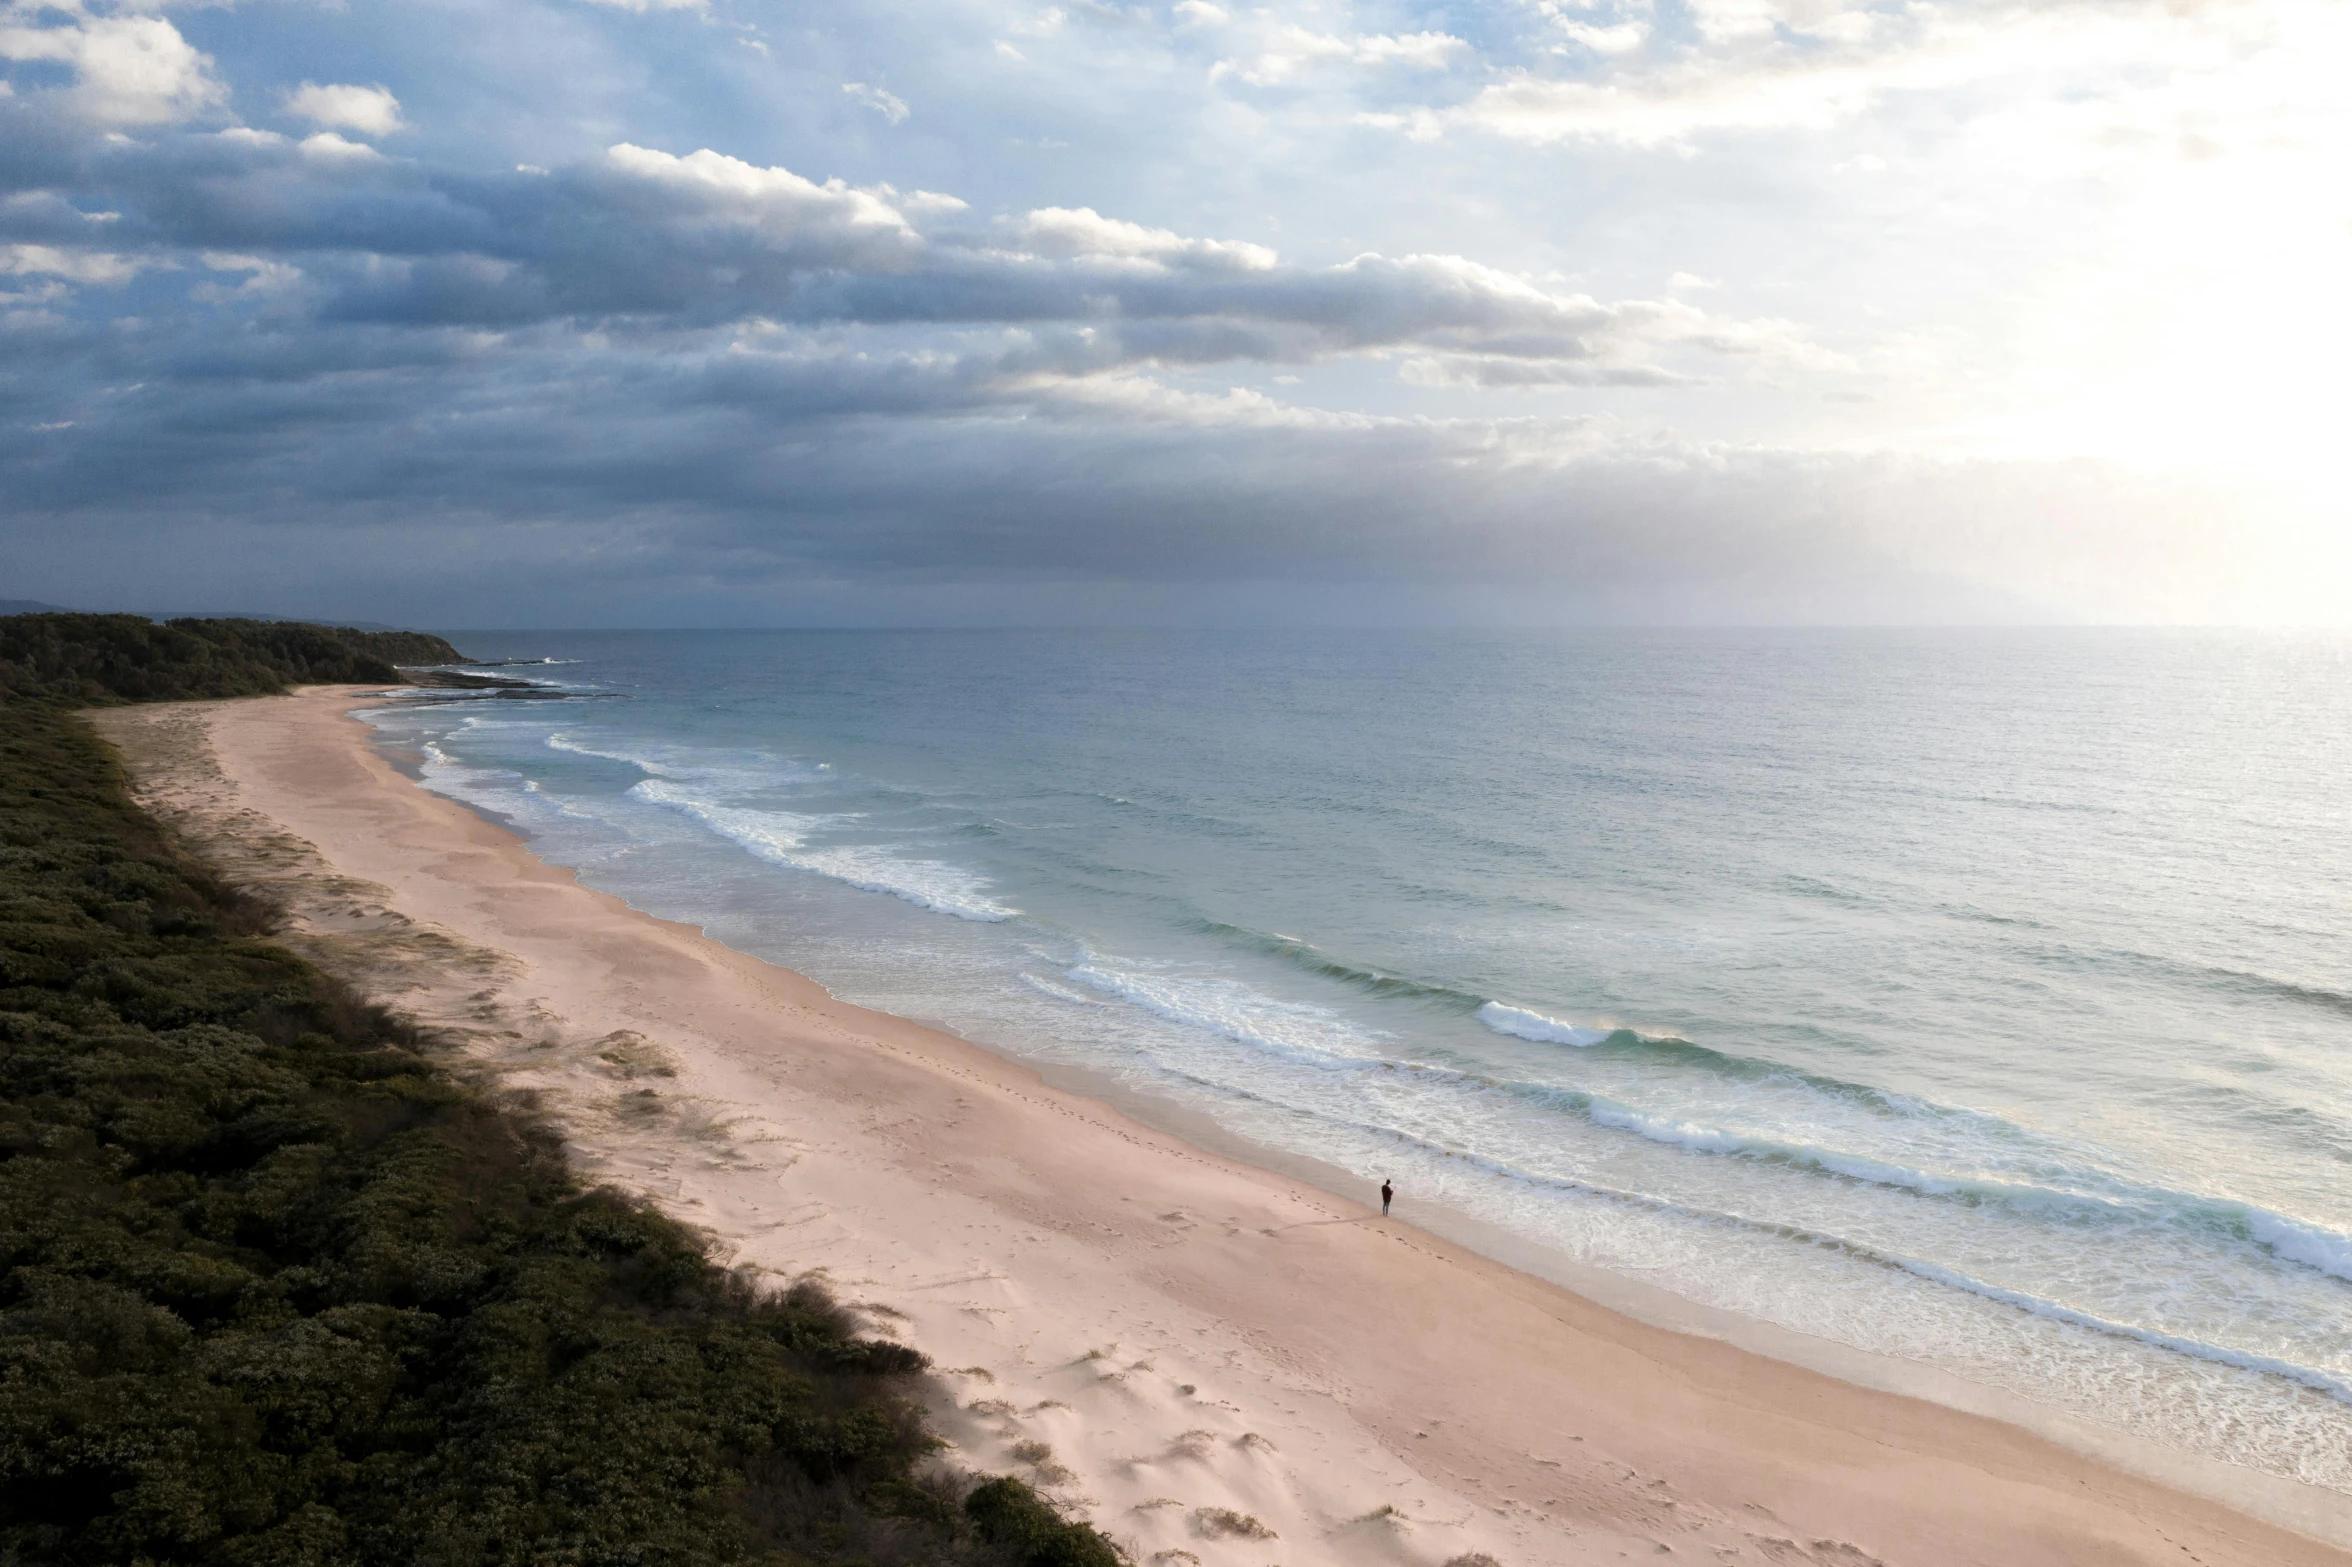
95, 691, 2352, 1567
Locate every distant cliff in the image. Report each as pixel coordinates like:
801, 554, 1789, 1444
0, 614, 470, 704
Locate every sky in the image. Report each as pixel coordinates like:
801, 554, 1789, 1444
1, 0, 2346, 626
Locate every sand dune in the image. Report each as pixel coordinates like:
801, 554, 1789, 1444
94, 689, 2352, 1567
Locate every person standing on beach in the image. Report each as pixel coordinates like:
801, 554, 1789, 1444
1381, 1179, 1394, 1216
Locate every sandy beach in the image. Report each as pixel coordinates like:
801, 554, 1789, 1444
91, 687, 2352, 1567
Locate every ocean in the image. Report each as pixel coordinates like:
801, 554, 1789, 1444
358, 628, 2352, 1493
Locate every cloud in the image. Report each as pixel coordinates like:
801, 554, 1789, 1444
601, 142, 926, 264
0, 9, 227, 127
1, 242, 147, 283
1398, 353, 1691, 388
0, 112, 1812, 382
198, 249, 300, 288
0, 109, 1900, 610
1558, 20, 1650, 54
842, 81, 910, 123
2, 0, 2340, 628
1213, 25, 1469, 86
1011, 206, 1278, 271
285, 82, 405, 137
1377, 59, 1888, 146
300, 131, 387, 161
2, 345, 2291, 625
898, 189, 969, 215
1373, 0, 2271, 146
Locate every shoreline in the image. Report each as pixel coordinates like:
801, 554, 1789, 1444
95, 686, 2352, 1567
1012, 1047, 2352, 1544
367, 693, 2352, 1543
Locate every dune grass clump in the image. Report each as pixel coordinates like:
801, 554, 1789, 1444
1190, 1506, 1276, 1539
0, 645, 1118, 1565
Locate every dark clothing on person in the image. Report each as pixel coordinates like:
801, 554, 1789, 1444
1380, 1180, 1394, 1216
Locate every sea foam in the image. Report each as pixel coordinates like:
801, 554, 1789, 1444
1526, 1078, 2352, 1285
1067, 955, 1389, 1068
1067, 962, 2352, 1292
549, 731, 684, 775
630, 779, 1015, 921
1208, 1074, 2352, 1409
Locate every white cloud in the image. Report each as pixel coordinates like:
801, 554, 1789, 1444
842, 81, 910, 123
285, 81, 405, 137
572, 0, 708, 11
1399, 353, 1692, 388
603, 144, 925, 264
1173, 0, 1228, 26
1214, 25, 1468, 85
900, 190, 970, 214
1384, 0, 2267, 147
298, 131, 385, 160
1558, 21, 1648, 54
0, 11, 227, 126
1013, 206, 1279, 270
0, 243, 148, 284
1344, 31, 1467, 69
995, 40, 1026, 59
1026, 373, 1358, 427
1402, 58, 1878, 144
193, 251, 301, 300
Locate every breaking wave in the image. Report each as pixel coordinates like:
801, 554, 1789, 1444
630, 779, 1015, 921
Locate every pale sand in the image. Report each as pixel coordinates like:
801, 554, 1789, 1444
94, 689, 2352, 1567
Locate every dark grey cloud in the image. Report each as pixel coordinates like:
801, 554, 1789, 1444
0, 292, 2230, 627
0, 77, 1831, 603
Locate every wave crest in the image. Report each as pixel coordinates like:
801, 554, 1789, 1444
631, 779, 1016, 922
1476, 1001, 1623, 1048
1067, 954, 1388, 1067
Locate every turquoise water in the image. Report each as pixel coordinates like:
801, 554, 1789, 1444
361, 629, 2352, 1490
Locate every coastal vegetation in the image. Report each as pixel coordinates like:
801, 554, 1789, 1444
0, 618, 1117, 1566
0, 613, 468, 706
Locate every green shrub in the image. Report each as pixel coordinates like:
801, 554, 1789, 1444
0, 613, 470, 705
965, 1478, 1124, 1567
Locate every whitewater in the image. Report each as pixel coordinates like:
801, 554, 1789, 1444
359, 627, 2352, 1494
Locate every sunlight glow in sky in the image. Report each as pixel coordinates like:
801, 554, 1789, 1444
1, 0, 2346, 624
